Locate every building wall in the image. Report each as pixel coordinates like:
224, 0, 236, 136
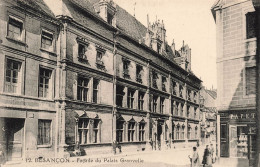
216, 0, 256, 111
0, 0, 59, 160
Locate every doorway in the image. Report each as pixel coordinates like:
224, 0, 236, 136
5, 118, 25, 161
157, 123, 162, 150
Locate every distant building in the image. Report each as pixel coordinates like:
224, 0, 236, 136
212, 0, 259, 166
0, 0, 202, 162
199, 87, 217, 145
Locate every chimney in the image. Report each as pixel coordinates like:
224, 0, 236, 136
171, 39, 175, 55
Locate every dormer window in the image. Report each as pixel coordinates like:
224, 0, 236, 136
95, 0, 116, 26
157, 43, 161, 54
136, 64, 143, 83
107, 12, 113, 25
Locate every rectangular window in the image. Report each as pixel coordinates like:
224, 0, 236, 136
187, 106, 190, 118
77, 77, 89, 101
187, 89, 191, 101
96, 50, 104, 66
138, 92, 144, 110
194, 108, 197, 119
78, 119, 89, 144
162, 76, 166, 92
180, 103, 184, 116
78, 43, 86, 59
195, 127, 198, 139
116, 85, 124, 107
152, 95, 158, 113
160, 97, 165, 114
188, 127, 191, 139
128, 122, 135, 142
38, 120, 51, 145
176, 126, 180, 140
152, 71, 158, 89
93, 79, 99, 103
136, 65, 143, 83
245, 66, 256, 95
127, 89, 135, 109
175, 102, 179, 115
123, 59, 130, 79
93, 119, 99, 143
8, 17, 23, 40
246, 12, 256, 39
5, 59, 21, 93
116, 120, 124, 142
139, 123, 145, 141
181, 126, 185, 139
39, 67, 52, 98
172, 125, 175, 140
179, 85, 183, 98
41, 30, 53, 51
172, 80, 177, 95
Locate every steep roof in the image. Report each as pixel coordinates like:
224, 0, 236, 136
17, 0, 56, 19
205, 89, 217, 99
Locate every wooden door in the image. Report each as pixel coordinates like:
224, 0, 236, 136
220, 123, 229, 157
6, 118, 24, 161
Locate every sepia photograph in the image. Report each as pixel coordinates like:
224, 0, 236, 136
0, 0, 259, 167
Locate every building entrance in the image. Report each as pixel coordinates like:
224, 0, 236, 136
4, 118, 24, 161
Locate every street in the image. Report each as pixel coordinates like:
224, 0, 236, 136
3, 146, 206, 167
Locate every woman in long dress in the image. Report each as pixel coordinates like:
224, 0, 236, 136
189, 147, 200, 167
202, 145, 212, 167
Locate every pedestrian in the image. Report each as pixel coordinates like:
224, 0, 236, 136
209, 143, 215, 163
188, 147, 200, 167
202, 145, 212, 167
0, 144, 6, 167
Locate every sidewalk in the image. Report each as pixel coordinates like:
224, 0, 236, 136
212, 157, 249, 167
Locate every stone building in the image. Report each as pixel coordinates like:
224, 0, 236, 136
211, 0, 259, 166
199, 87, 217, 145
0, 0, 202, 162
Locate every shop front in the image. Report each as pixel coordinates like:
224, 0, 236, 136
219, 110, 256, 164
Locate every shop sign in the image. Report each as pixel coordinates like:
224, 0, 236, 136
230, 113, 256, 120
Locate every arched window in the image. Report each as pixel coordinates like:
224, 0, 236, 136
78, 118, 89, 144
139, 121, 146, 141
176, 124, 180, 140
188, 125, 191, 139
116, 116, 125, 142
195, 126, 198, 139
181, 124, 185, 139
128, 120, 135, 142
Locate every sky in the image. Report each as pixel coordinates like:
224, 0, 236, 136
114, 0, 217, 90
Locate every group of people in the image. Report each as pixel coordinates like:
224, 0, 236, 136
189, 143, 216, 167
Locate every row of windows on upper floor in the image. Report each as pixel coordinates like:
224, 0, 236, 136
3, 58, 200, 118
7, 16, 200, 102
